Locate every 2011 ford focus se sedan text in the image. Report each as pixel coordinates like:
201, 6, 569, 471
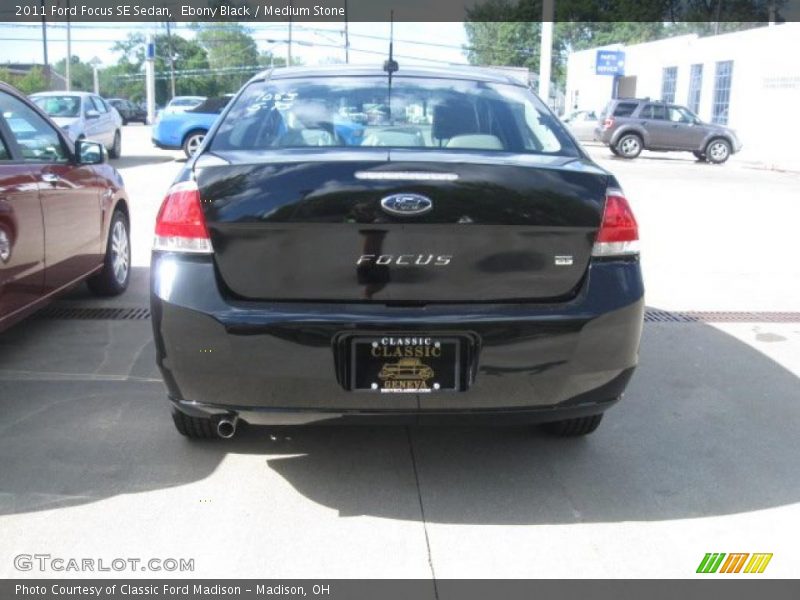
150, 65, 644, 440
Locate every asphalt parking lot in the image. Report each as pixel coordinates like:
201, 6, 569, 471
0, 126, 798, 579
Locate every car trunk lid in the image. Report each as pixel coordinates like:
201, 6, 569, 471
194, 150, 608, 303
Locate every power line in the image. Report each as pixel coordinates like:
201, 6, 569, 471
0, 21, 487, 53
113, 64, 264, 81
0, 35, 470, 65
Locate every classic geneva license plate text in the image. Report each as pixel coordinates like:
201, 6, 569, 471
351, 336, 460, 393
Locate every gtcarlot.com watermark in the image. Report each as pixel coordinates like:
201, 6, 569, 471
14, 554, 194, 573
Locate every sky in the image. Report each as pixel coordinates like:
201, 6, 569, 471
0, 21, 470, 68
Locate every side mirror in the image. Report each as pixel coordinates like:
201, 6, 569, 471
85, 109, 100, 119
76, 139, 105, 165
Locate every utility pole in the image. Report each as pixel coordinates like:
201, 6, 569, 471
539, 0, 554, 108
89, 57, 101, 94
344, 0, 349, 63
40, 0, 49, 86
65, 0, 72, 90
145, 34, 156, 125
166, 19, 176, 99
287, 0, 293, 65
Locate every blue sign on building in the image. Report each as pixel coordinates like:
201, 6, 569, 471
595, 50, 625, 76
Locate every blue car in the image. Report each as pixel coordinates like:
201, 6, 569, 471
152, 97, 230, 158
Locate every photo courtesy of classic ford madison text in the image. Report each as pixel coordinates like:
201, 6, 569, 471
1, 0, 799, 589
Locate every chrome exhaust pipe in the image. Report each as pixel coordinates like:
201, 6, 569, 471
217, 416, 238, 439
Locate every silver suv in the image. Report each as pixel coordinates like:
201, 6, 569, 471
594, 98, 742, 163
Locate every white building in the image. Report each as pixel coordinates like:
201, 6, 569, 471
565, 24, 800, 167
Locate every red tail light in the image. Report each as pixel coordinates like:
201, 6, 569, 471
153, 181, 213, 253
603, 117, 615, 130
592, 189, 639, 257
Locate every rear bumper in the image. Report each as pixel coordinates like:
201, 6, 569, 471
594, 127, 612, 144
151, 254, 644, 423
170, 380, 628, 426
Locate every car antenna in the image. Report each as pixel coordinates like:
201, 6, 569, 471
383, 10, 398, 125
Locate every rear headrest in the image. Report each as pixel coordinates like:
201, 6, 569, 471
291, 101, 331, 128
432, 99, 479, 141
446, 134, 504, 150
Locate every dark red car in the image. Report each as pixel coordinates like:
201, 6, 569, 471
0, 82, 131, 332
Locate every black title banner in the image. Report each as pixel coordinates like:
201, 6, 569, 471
3, 0, 800, 22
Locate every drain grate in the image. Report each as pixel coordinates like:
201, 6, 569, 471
645, 310, 800, 323
643, 310, 697, 323
35, 306, 152, 321
32, 306, 800, 324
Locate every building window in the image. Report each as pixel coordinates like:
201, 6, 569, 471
712, 61, 734, 125
661, 67, 678, 103
687, 64, 703, 113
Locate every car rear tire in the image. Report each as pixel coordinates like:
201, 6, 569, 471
108, 130, 121, 159
609, 145, 620, 156
614, 133, 642, 159
182, 130, 206, 158
692, 151, 707, 161
87, 209, 130, 296
542, 413, 604, 437
705, 138, 731, 164
171, 409, 218, 439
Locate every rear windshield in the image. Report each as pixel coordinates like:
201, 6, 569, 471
189, 97, 231, 114
612, 102, 638, 117
209, 76, 579, 156
170, 97, 205, 107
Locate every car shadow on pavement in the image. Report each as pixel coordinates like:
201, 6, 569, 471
0, 308, 798, 525
258, 317, 800, 524
111, 155, 176, 169
604, 152, 708, 165
54, 266, 151, 306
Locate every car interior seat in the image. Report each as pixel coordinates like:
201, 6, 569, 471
432, 99, 504, 150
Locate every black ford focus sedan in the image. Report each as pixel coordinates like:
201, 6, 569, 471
151, 65, 643, 440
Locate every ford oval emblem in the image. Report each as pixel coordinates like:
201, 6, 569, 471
380, 193, 433, 217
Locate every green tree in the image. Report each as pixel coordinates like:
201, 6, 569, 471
465, 21, 542, 70
53, 56, 93, 91
195, 23, 259, 93
15, 66, 48, 94
1, 66, 51, 94
104, 32, 214, 104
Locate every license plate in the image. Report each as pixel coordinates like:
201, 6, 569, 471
351, 335, 461, 393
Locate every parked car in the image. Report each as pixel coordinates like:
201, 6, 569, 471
30, 91, 123, 158
595, 98, 742, 163
161, 96, 206, 116
0, 82, 130, 332
152, 96, 230, 158
562, 109, 599, 141
106, 98, 147, 125
151, 65, 644, 440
